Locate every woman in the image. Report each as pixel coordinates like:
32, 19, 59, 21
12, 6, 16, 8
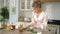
26, 0, 48, 34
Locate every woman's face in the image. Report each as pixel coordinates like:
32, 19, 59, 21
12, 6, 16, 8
32, 7, 41, 13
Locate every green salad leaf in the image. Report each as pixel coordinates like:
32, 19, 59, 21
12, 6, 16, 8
26, 29, 37, 34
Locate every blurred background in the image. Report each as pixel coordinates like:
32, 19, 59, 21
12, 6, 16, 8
0, 0, 60, 34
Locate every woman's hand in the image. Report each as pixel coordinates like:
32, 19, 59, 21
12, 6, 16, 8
32, 26, 37, 29
25, 25, 31, 29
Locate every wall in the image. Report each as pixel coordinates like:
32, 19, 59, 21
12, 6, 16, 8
42, 2, 60, 20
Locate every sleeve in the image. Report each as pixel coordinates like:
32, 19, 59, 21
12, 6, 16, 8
28, 18, 36, 26
28, 12, 36, 27
41, 13, 48, 30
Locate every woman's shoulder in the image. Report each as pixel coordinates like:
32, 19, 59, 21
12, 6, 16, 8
42, 11, 47, 16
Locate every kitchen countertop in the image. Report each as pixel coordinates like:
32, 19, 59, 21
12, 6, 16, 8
0, 24, 59, 34
0, 28, 49, 34
0, 29, 33, 34
0, 23, 58, 34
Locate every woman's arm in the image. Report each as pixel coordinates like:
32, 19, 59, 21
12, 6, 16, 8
26, 12, 36, 28
39, 14, 48, 30
26, 18, 36, 28
41, 14, 48, 30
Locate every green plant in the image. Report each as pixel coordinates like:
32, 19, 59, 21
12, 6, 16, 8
27, 29, 37, 34
0, 7, 9, 19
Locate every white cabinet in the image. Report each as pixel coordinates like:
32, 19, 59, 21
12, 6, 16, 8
48, 28, 58, 34
47, 24, 60, 34
20, 0, 34, 11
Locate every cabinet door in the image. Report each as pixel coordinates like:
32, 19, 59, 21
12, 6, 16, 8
27, 0, 31, 9
20, 0, 33, 10
48, 28, 56, 34
20, 0, 25, 9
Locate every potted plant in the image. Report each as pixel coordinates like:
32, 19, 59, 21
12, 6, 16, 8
0, 7, 9, 28
1, 7, 9, 19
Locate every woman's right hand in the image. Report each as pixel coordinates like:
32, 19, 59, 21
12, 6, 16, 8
25, 25, 31, 29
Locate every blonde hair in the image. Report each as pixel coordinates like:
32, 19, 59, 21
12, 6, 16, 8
32, 0, 41, 8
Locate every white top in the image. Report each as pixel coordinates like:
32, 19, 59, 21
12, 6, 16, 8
29, 11, 48, 31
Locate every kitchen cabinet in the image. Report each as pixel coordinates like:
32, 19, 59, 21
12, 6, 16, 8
47, 24, 60, 34
18, 0, 35, 21
19, 0, 35, 11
